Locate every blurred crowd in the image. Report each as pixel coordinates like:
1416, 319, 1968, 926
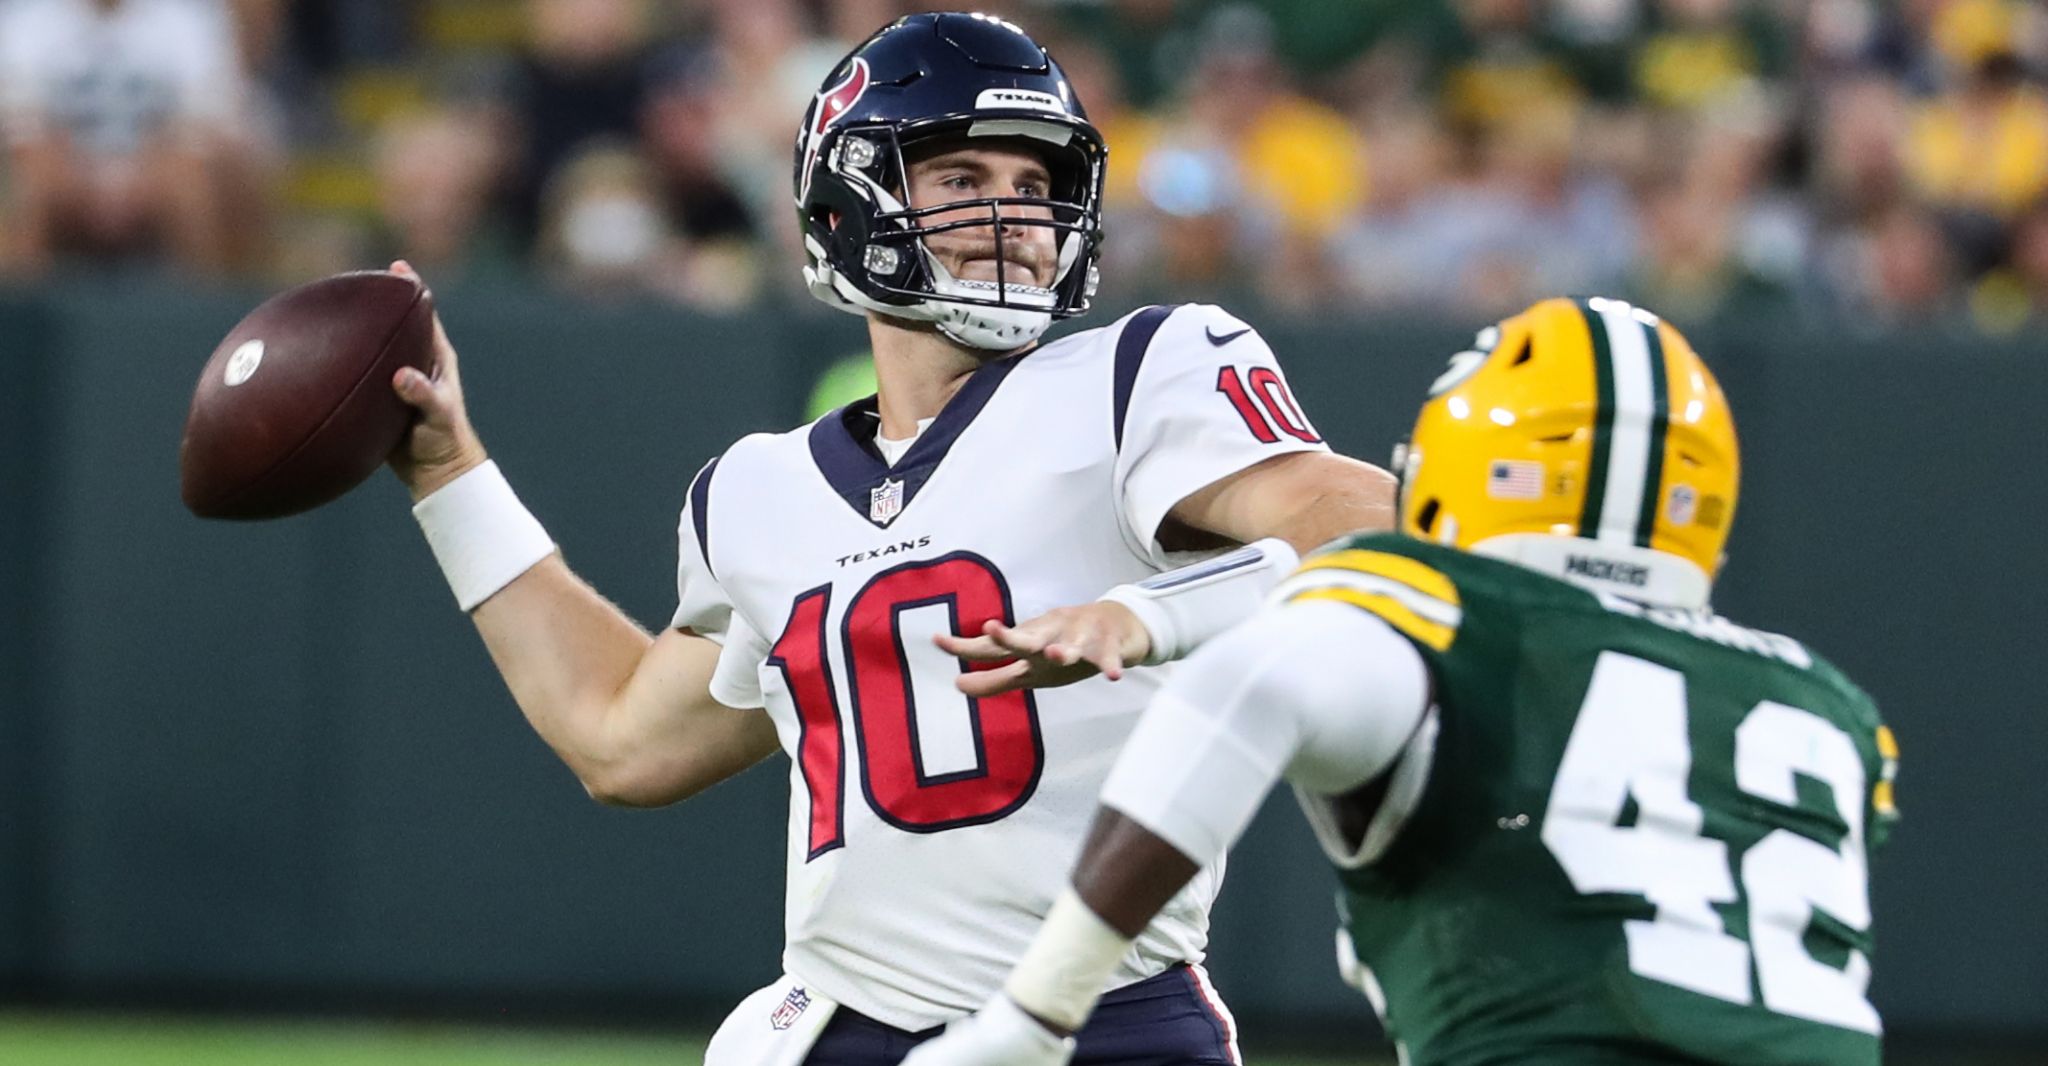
6, 0, 2048, 332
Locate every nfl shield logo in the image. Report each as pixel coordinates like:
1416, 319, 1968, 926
770, 987, 811, 1031
1666, 483, 1699, 526
869, 478, 904, 524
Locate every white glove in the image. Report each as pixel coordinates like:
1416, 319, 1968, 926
900, 995, 1077, 1066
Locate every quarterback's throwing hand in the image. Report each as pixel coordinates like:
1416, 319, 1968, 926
385, 260, 487, 501
901, 997, 1076, 1066
935, 601, 1152, 697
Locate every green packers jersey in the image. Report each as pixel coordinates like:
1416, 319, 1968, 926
1282, 533, 1898, 1066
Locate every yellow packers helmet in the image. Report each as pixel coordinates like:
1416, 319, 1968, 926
1395, 296, 1738, 607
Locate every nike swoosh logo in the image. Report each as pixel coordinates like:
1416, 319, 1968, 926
1206, 326, 1252, 346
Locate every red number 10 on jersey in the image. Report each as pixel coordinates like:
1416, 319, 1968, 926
768, 552, 1046, 860
1217, 365, 1320, 444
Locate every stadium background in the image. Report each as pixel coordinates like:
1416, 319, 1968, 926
2, 0, 2044, 1062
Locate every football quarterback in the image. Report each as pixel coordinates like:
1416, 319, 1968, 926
387, 10, 1397, 1066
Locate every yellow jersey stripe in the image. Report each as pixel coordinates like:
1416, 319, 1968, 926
1276, 570, 1462, 629
1289, 586, 1458, 652
1298, 550, 1461, 609
1874, 725, 1899, 816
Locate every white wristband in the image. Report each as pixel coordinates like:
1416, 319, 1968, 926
412, 460, 556, 611
1003, 889, 1133, 1032
1099, 537, 1300, 665
965, 994, 1078, 1063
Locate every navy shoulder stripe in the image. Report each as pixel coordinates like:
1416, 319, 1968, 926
1112, 305, 1175, 450
688, 456, 719, 579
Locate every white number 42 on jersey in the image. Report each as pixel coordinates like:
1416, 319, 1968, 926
1542, 651, 1881, 1035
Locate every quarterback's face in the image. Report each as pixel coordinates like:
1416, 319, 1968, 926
903, 142, 1059, 289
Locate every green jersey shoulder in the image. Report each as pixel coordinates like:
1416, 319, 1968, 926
1282, 532, 1899, 1066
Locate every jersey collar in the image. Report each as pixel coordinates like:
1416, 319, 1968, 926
807, 350, 1029, 529
1470, 533, 1712, 609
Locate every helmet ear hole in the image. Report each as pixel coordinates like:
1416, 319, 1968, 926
1509, 337, 1533, 366
1415, 498, 1441, 535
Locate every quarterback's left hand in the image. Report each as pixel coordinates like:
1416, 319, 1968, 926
935, 601, 1150, 697
901, 996, 1076, 1066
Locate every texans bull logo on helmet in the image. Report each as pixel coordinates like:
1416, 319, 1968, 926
798, 58, 872, 205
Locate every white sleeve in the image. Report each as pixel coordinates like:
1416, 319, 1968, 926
673, 456, 768, 709
1112, 304, 1330, 565
1097, 599, 1431, 869
708, 610, 768, 710
671, 458, 737, 641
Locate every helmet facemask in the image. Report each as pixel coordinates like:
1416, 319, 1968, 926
801, 117, 1104, 350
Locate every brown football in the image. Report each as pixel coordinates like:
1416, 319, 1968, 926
180, 270, 435, 519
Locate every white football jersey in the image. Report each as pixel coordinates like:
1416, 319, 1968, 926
672, 304, 1328, 1030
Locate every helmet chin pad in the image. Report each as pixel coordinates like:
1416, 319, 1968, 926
802, 232, 1055, 351
921, 241, 1056, 349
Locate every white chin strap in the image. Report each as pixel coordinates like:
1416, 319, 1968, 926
805, 239, 1053, 350
1469, 533, 1712, 609
803, 231, 1067, 352
920, 244, 1058, 349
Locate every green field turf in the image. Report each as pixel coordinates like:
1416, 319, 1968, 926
0, 1012, 1366, 1065
0, 1013, 711, 1066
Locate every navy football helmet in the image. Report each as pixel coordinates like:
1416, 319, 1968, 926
794, 12, 1106, 350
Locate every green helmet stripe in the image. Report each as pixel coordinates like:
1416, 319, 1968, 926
1577, 301, 1615, 536
1579, 299, 1662, 548
1633, 319, 1671, 547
